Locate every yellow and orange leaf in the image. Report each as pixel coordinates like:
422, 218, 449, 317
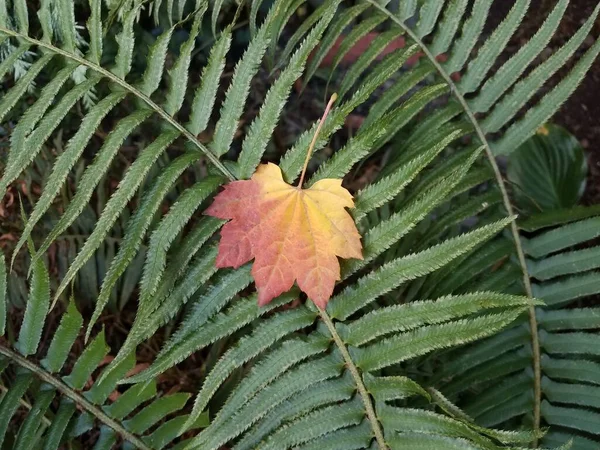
206, 163, 363, 308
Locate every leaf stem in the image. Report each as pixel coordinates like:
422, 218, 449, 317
318, 308, 388, 449
297, 93, 338, 188
365, 0, 542, 443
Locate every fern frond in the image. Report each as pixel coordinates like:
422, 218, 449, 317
311, 83, 447, 184
15, 238, 50, 357
348, 147, 482, 278
211, 18, 269, 157
211, 335, 331, 424
361, 64, 435, 129
188, 30, 231, 135
471, 0, 568, 113
278, 1, 333, 64
137, 218, 223, 319
122, 175, 222, 315
0, 64, 96, 195
234, 375, 356, 450
337, 28, 403, 99
42, 401, 78, 450
34, 109, 153, 260
129, 304, 316, 385
330, 217, 513, 320
138, 26, 174, 97
9, 62, 76, 156
86, 352, 136, 405
484, 3, 600, 134
356, 310, 526, 372
0, 370, 34, 448
194, 353, 343, 448
12, 91, 127, 267
54, 130, 179, 302
494, 35, 600, 155
303, 3, 369, 84
124, 393, 191, 434
237, 3, 336, 179
430, 239, 515, 298
415, 2, 446, 38
40, 300, 83, 373
430, 0, 469, 55
86, 0, 102, 64
343, 292, 540, 347
165, 11, 205, 116
279, 43, 420, 181
118, 245, 220, 366
459, 0, 530, 94
528, 245, 600, 280
0, 54, 51, 119
156, 266, 254, 359
0, 261, 206, 449
437, 204, 600, 447
533, 270, 600, 308
104, 381, 157, 420
326, 12, 386, 77
88, 152, 204, 336
112, 4, 139, 79
64, 331, 109, 389
259, 398, 364, 450
294, 421, 372, 450
354, 131, 468, 219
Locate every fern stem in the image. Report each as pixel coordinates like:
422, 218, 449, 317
0, 343, 151, 450
365, 1, 542, 443
0, 26, 236, 182
318, 309, 387, 449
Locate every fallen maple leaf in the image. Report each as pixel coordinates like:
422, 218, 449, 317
206, 95, 363, 308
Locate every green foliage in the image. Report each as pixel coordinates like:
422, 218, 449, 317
429, 128, 600, 449
433, 205, 600, 449
508, 124, 587, 214
0, 0, 597, 448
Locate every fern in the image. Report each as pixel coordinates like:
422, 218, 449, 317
0, 251, 207, 449
0, 0, 597, 448
434, 207, 600, 449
